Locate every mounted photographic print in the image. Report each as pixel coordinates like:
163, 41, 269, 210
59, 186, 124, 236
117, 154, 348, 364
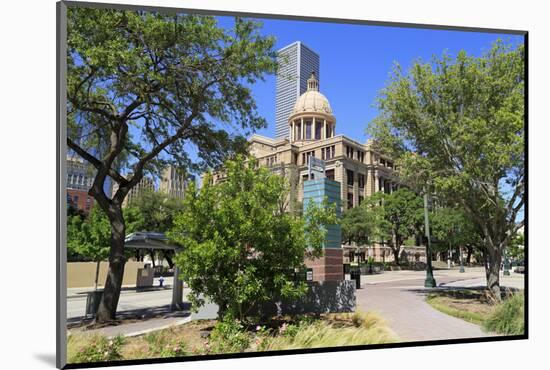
56, 1, 527, 368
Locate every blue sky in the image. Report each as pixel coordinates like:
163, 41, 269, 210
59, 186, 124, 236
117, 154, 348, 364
216, 16, 523, 142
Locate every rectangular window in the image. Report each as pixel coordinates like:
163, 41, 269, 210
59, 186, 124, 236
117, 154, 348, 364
347, 193, 354, 209
321, 147, 325, 160
358, 174, 365, 188
346, 169, 354, 186
326, 169, 335, 181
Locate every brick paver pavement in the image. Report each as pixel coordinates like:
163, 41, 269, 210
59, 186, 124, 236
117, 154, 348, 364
355, 270, 509, 342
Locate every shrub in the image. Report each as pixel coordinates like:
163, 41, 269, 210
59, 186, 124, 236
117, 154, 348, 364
68, 334, 124, 363
144, 329, 187, 358
483, 293, 525, 335
207, 315, 250, 354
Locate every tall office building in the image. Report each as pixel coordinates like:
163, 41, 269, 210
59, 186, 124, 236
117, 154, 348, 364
275, 41, 320, 139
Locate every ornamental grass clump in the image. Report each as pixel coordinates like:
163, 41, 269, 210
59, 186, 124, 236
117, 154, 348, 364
483, 292, 525, 335
258, 311, 397, 350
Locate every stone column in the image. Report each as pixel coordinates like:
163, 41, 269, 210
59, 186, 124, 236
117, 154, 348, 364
301, 117, 304, 140
323, 119, 327, 140
374, 171, 380, 193
312, 117, 316, 140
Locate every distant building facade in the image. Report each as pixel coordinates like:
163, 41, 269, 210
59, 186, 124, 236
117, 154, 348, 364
66, 155, 95, 214
275, 41, 320, 139
159, 165, 188, 199
112, 176, 155, 207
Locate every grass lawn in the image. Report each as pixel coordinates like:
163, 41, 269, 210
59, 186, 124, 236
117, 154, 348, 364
425, 289, 524, 335
67, 311, 398, 364
426, 290, 494, 326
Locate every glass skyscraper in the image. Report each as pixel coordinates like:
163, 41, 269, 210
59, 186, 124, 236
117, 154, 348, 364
275, 41, 320, 139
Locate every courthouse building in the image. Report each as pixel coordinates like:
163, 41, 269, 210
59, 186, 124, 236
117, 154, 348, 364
237, 72, 413, 262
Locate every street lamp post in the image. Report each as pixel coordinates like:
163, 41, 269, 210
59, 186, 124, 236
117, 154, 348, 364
423, 191, 437, 288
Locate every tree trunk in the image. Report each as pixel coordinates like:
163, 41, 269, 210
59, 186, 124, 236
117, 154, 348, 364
165, 253, 174, 269
150, 250, 156, 267
95, 209, 126, 323
392, 247, 400, 265
485, 247, 502, 303
466, 246, 473, 265
94, 260, 101, 291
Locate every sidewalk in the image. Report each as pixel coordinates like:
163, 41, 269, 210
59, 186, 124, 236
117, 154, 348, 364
355, 269, 519, 342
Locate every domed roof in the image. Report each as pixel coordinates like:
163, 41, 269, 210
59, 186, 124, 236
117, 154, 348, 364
291, 72, 333, 116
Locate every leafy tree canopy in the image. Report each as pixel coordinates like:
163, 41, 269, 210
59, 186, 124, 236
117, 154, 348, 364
67, 205, 111, 262
364, 188, 424, 264
368, 40, 524, 298
341, 205, 375, 246
66, 6, 278, 321
124, 190, 184, 233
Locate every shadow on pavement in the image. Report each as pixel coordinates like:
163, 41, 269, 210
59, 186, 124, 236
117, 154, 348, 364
67, 303, 192, 329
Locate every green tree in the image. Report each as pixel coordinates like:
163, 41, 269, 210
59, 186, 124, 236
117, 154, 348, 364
507, 233, 524, 261
67, 7, 277, 322
367, 189, 424, 265
368, 41, 524, 300
430, 207, 477, 264
341, 205, 374, 246
168, 156, 337, 321
67, 205, 111, 290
